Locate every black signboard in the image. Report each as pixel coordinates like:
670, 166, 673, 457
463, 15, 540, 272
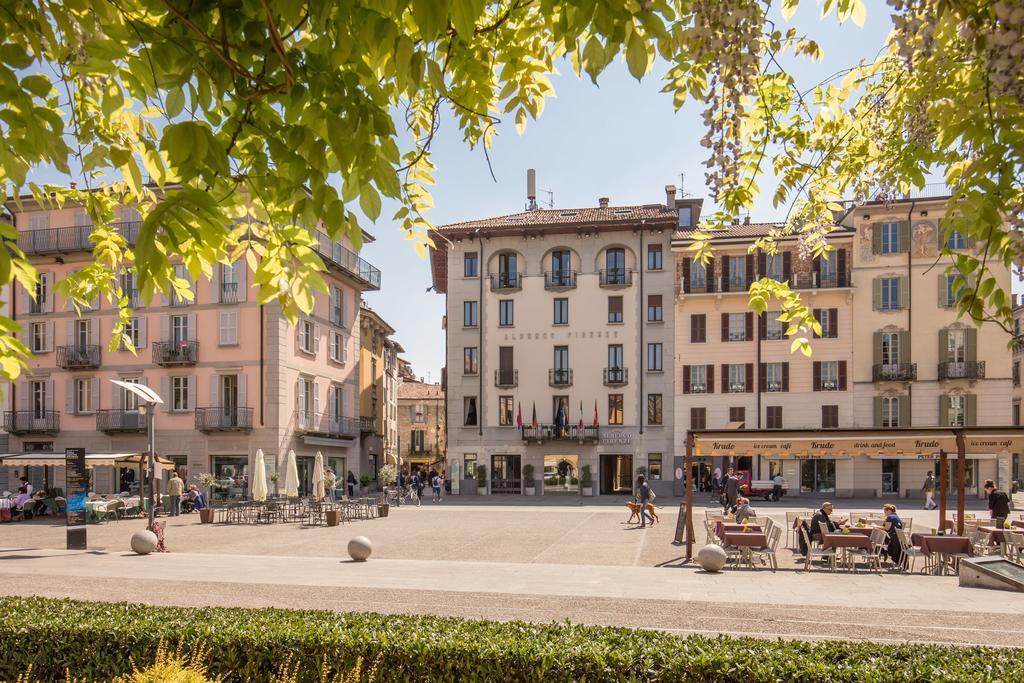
65, 448, 87, 550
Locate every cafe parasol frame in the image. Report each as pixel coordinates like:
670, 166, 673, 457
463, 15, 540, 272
682, 426, 1024, 560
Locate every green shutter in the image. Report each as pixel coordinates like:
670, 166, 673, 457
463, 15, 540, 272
899, 276, 910, 309
898, 220, 911, 252
899, 332, 909, 364
939, 396, 949, 427
938, 329, 950, 364
872, 222, 882, 254
872, 277, 882, 310
938, 273, 948, 308
966, 328, 977, 362
899, 396, 911, 427
874, 396, 883, 428
966, 394, 977, 426
873, 331, 883, 366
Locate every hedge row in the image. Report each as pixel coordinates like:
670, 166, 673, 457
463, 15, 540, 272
0, 596, 1021, 682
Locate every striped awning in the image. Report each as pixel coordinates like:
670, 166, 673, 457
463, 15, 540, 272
0, 452, 177, 471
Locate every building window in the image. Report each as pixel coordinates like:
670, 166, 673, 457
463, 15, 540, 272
605, 248, 626, 283
499, 300, 514, 327
882, 397, 900, 428
727, 313, 746, 341
690, 314, 706, 343
766, 406, 783, 429
728, 255, 746, 289
678, 205, 692, 227
820, 361, 839, 391
498, 396, 514, 426
946, 328, 967, 362
411, 430, 425, 452
947, 395, 966, 427
463, 301, 478, 327
171, 314, 190, 343
689, 259, 707, 290
464, 347, 479, 375
766, 312, 784, 340
329, 331, 347, 363
329, 285, 344, 326
608, 296, 623, 323
34, 275, 49, 311
763, 252, 783, 281
171, 376, 191, 411
464, 252, 478, 277
463, 396, 478, 426
727, 364, 746, 393
946, 230, 966, 250
818, 308, 837, 339
647, 244, 663, 271
943, 273, 964, 308
553, 298, 569, 325
647, 394, 663, 425
299, 319, 316, 354
765, 363, 784, 392
648, 453, 663, 480
689, 365, 707, 394
647, 294, 663, 322
690, 407, 706, 430
608, 344, 624, 371
218, 311, 239, 346
881, 331, 900, 365
1013, 360, 1020, 387
822, 405, 839, 428
608, 394, 624, 425
880, 222, 900, 254
1012, 400, 1020, 427
729, 406, 746, 427
647, 343, 663, 372
30, 322, 48, 353
123, 317, 141, 349
74, 378, 93, 414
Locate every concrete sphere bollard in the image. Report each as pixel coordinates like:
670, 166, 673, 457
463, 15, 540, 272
347, 535, 373, 561
130, 530, 159, 555
697, 544, 727, 572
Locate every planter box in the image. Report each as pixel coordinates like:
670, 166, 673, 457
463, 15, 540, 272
524, 486, 536, 496
199, 508, 214, 524
325, 510, 341, 527
377, 504, 389, 517
477, 482, 488, 495
461, 479, 477, 495
581, 486, 594, 497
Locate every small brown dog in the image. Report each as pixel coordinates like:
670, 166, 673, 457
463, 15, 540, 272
625, 500, 659, 525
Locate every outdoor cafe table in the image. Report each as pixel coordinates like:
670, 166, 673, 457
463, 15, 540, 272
722, 531, 769, 569
821, 532, 872, 571
716, 521, 763, 538
978, 526, 1015, 545
1012, 520, 1024, 530
911, 533, 972, 575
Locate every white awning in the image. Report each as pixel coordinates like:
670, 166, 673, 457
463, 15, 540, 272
0, 452, 177, 471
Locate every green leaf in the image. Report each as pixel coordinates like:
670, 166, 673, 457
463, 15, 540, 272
781, 0, 800, 21
359, 185, 382, 222
625, 31, 648, 81
165, 87, 185, 118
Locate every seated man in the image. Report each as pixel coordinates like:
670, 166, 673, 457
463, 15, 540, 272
808, 501, 846, 543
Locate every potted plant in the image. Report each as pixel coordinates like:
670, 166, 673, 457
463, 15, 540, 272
195, 473, 218, 523
360, 473, 372, 494
580, 464, 593, 497
523, 464, 536, 496
377, 464, 397, 516
268, 471, 280, 497
476, 464, 487, 495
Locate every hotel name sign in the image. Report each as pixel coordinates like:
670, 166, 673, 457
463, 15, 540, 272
502, 330, 622, 341
696, 435, 1022, 458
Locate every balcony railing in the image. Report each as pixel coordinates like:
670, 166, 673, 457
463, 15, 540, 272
359, 415, 376, 433
494, 369, 518, 387
873, 363, 917, 382
56, 345, 100, 370
814, 271, 852, 289
599, 269, 633, 287
549, 368, 573, 387
3, 411, 60, 434
313, 231, 382, 290
522, 424, 600, 443
295, 411, 359, 439
219, 281, 239, 304
123, 289, 142, 308
28, 300, 45, 314
604, 367, 628, 386
195, 407, 253, 432
152, 340, 199, 365
489, 272, 522, 291
939, 361, 986, 380
682, 278, 714, 294
544, 271, 577, 289
16, 221, 141, 256
96, 409, 146, 433
720, 275, 750, 293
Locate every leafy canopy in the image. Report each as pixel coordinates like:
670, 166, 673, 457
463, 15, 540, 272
0, 0, 1021, 381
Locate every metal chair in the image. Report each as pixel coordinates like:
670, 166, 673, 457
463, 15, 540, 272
848, 528, 886, 574
896, 528, 931, 574
800, 525, 835, 572
750, 525, 782, 572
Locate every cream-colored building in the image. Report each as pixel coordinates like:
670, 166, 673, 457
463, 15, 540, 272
357, 303, 401, 478
397, 379, 446, 477
1010, 294, 1022, 482
430, 186, 687, 497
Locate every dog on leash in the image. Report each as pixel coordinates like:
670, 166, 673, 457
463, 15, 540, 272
625, 500, 659, 525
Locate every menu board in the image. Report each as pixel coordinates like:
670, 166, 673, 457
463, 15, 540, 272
65, 448, 87, 550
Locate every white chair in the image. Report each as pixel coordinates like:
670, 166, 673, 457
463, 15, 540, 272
848, 528, 886, 574
751, 526, 782, 572
1006, 531, 1024, 563
704, 520, 720, 546
896, 528, 931, 574
785, 511, 803, 549
800, 526, 835, 572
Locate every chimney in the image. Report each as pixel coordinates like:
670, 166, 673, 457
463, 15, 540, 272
598, 197, 609, 208
526, 168, 538, 210
69, 181, 77, 190
743, 215, 751, 225
665, 185, 677, 211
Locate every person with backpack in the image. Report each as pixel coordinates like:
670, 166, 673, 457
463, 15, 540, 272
431, 473, 443, 502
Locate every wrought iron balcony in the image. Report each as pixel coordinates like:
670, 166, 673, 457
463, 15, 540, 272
603, 367, 628, 386
16, 220, 141, 256
939, 361, 986, 380
359, 415, 376, 433
544, 271, 577, 289
494, 369, 518, 387
681, 278, 714, 294
195, 407, 253, 432
549, 368, 573, 387
489, 272, 522, 291
313, 231, 382, 290
872, 363, 917, 382
56, 345, 100, 370
719, 275, 750, 293
522, 424, 599, 443
152, 340, 199, 366
814, 271, 852, 288
295, 411, 358, 439
4, 411, 60, 434
599, 269, 633, 287
96, 409, 146, 433
219, 281, 239, 303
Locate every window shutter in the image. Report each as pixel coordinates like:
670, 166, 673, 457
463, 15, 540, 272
759, 363, 767, 392
745, 363, 753, 393
838, 360, 847, 391
782, 252, 792, 283
706, 257, 715, 292
46, 379, 54, 411
43, 272, 54, 312
966, 394, 977, 426
812, 309, 821, 339
90, 377, 99, 413
682, 365, 691, 394
782, 363, 790, 392
212, 262, 221, 302
721, 313, 729, 342
45, 321, 54, 352
18, 381, 29, 411
111, 381, 120, 410
744, 254, 754, 286
314, 323, 321, 355
873, 331, 883, 366
898, 332, 909, 364
138, 317, 148, 348
296, 379, 304, 414
872, 278, 882, 310
235, 261, 247, 302
899, 276, 910, 309
812, 254, 821, 282
239, 373, 248, 409
19, 282, 29, 316
681, 259, 690, 293
938, 329, 950, 365
187, 313, 197, 340
966, 328, 977, 363
939, 396, 949, 427
899, 396, 911, 427
872, 223, 882, 254
66, 319, 74, 345
898, 220, 911, 252
187, 376, 196, 411
874, 396, 883, 428
829, 309, 838, 338
161, 315, 170, 343
836, 249, 847, 285
313, 381, 320, 416
65, 378, 74, 414
210, 375, 220, 408
759, 312, 767, 340
757, 252, 766, 278
721, 364, 728, 392
812, 362, 821, 391
744, 312, 753, 341
706, 365, 714, 394
342, 334, 349, 364
938, 273, 948, 308
89, 318, 99, 347
160, 376, 170, 412
218, 313, 228, 345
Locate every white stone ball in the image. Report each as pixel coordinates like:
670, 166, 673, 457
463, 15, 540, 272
130, 530, 158, 555
347, 535, 372, 561
697, 543, 727, 572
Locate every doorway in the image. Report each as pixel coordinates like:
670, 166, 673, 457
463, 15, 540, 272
543, 454, 579, 493
600, 454, 632, 495
881, 459, 900, 495
491, 454, 521, 494
799, 459, 836, 493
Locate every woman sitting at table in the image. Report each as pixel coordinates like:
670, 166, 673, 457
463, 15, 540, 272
733, 497, 756, 524
878, 503, 904, 566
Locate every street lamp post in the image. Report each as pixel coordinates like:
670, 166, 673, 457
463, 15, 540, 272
110, 380, 164, 530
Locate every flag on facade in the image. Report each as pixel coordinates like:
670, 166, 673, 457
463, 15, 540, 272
531, 401, 538, 429
516, 402, 523, 429
578, 400, 584, 430
555, 399, 566, 432
593, 399, 599, 427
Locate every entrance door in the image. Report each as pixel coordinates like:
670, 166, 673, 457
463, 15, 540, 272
600, 454, 633, 494
296, 456, 314, 496
543, 454, 578, 493
799, 459, 836, 493
881, 459, 900, 495
491, 454, 521, 494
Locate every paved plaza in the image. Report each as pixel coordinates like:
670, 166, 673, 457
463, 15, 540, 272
2, 496, 1023, 646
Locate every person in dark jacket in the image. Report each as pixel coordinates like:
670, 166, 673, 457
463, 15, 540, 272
984, 479, 1011, 528
637, 475, 653, 528
808, 502, 846, 543
723, 468, 740, 513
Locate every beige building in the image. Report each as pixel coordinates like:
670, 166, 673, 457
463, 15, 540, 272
0, 192, 381, 498
397, 380, 446, 477
357, 303, 401, 479
1011, 294, 1022, 481
431, 184, 687, 497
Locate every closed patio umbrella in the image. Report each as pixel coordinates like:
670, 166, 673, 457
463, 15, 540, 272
284, 449, 299, 497
312, 451, 326, 501
251, 449, 268, 502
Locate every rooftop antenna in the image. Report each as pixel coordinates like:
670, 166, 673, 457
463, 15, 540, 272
678, 172, 693, 198
526, 169, 538, 210
539, 189, 554, 209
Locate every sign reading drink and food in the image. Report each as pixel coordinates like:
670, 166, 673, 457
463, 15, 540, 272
64, 447, 88, 550
692, 429, 1023, 458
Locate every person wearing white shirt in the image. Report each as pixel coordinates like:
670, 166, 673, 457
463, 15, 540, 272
772, 473, 785, 502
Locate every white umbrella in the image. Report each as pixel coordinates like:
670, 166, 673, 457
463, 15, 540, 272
284, 449, 299, 497
312, 451, 326, 501
251, 449, 268, 502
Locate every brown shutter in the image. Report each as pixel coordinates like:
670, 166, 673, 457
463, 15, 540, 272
829, 309, 838, 338
872, 277, 882, 310
681, 258, 691, 293
706, 365, 715, 394
759, 363, 767, 392
745, 312, 753, 341
899, 396, 911, 427
706, 257, 715, 292
939, 396, 949, 427
782, 251, 792, 283
757, 252, 766, 279
938, 329, 950, 365
782, 363, 790, 392
812, 308, 821, 339
759, 312, 767, 340
721, 313, 729, 342
899, 276, 910, 309
838, 360, 847, 391
609, 296, 623, 316
836, 249, 847, 285
966, 328, 978, 363
967, 394, 977, 426
745, 254, 754, 287
745, 364, 753, 393
499, 346, 513, 372
812, 362, 821, 391
721, 364, 728, 393
682, 365, 691, 394
874, 396, 883, 427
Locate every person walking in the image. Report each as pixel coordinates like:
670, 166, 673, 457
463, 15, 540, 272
637, 474, 653, 528
984, 479, 1011, 529
772, 472, 784, 502
431, 473, 443, 502
922, 471, 937, 510
723, 468, 740, 513
346, 470, 357, 497
167, 471, 184, 516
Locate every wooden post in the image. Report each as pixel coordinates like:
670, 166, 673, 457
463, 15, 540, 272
685, 431, 695, 560
956, 430, 966, 536
938, 449, 947, 532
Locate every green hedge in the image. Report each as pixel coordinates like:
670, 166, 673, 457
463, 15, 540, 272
0, 596, 1021, 682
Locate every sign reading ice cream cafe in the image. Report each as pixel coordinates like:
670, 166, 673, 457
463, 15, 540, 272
693, 429, 1023, 458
